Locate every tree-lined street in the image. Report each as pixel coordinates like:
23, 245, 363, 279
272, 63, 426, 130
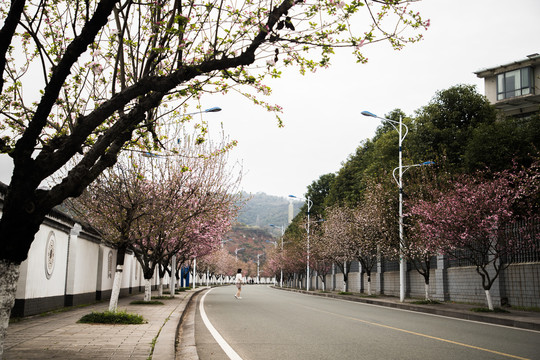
195, 286, 540, 360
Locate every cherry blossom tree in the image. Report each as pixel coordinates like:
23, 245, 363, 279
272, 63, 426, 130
128, 150, 239, 300
409, 164, 539, 309
354, 181, 396, 295
263, 246, 283, 282
220, 250, 240, 283
311, 257, 332, 291
197, 249, 228, 285
307, 219, 331, 291
281, 240, 307, 287
68, 158, 154, 311
403, 168, 447, 300
402, 223, 437, 300
316, 208, 358, 292
68, 129, 239, 305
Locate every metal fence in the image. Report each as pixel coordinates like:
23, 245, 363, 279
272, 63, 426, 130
442, 219, 538, 268
501, 219, 540, 264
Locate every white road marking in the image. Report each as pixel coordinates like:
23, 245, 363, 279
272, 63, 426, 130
199, 288, 244, 360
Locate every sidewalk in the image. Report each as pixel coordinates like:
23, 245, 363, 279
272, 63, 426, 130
3, 288, 200, 360
275, 286, 540, 331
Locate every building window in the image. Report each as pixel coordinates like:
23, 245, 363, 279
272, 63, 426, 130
497, 67, 534, 100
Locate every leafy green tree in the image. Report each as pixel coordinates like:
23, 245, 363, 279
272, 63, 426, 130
305, 173, 336, 219
326, 139, 375, 206
285, 173, 334, 250
327, 109, 409, 206
464, 114, 540, 172
409, 84, 497, 171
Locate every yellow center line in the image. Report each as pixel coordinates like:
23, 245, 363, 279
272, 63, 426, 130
302, 305, 529, 360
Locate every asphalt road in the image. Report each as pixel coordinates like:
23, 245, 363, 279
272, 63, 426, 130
194, 285, 540, 360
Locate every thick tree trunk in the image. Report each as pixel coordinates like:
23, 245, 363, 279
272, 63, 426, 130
170, 256, 176, 297
367, 273, 372, 295
144, 279, 152, 302
108, 265, 123, 312
0, 260, 20, 359
158, 277, 164, 297
485, 289, 494, 310
108, 245, 126, 312
425, 283, 430, 300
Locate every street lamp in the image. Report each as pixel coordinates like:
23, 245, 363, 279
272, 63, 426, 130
221, 238, 232, 248
139, 106, 222, 157
270, 224, 285, 287
183, 106, 222, 117
289, 195, 313, 291
362, 111, 434, 302
235, 247, 245, 262
257, 254, 262, 284
393, 161, 435, 185
361, 110, 409, 302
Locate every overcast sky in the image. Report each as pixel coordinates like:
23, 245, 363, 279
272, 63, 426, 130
1, 0, 538, 199
206, 0, 539, 199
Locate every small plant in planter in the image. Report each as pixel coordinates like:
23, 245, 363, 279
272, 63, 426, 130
130, 300, 164, 305
78, 310, 146, 324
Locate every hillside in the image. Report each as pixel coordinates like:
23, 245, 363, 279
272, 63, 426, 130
236, 192, 302, 228
222, 192, 303, 266
223, 224, 275, 264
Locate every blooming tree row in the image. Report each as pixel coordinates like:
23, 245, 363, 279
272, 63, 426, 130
279, 163, 538, 310
408, 164, 539, 309
70, 132, 241, 308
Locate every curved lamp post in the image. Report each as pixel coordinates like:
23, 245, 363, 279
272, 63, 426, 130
362, 111, 434, 302
235, 247, 245, 262
289, 195, 313, 291
270, 224, 285, 287
362, 110, 407, 301
183, 106, 222, 116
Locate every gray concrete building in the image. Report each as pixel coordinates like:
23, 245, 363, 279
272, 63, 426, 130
475, 53, 540, 117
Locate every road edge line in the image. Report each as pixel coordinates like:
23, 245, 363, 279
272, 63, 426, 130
199, 288, 243, 360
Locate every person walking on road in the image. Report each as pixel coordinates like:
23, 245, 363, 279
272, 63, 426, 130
234, 268, 243, 299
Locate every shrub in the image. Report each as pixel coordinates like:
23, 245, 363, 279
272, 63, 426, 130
78, 310, 146, 324
130, 300, 164, 305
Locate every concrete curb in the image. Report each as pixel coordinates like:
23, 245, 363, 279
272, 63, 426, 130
175, 288, 203, 360
153, 288, 205, 360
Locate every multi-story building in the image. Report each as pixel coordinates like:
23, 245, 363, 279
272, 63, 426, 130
475, 53, 540, 117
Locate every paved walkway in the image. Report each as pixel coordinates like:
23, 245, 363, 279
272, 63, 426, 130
3, 289, 200, 360
3, 285, 540, 360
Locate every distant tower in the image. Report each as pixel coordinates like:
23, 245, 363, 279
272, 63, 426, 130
288, 199, 293, 224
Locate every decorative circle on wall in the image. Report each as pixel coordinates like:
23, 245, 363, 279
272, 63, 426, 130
108, 250, 113, 279
45, 231, 56, 279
